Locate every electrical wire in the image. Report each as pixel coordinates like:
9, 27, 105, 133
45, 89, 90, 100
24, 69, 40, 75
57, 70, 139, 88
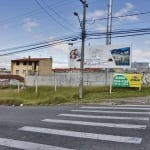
0, 32, 81, 52
86, 11, 150, 23
1, 26, 150, 56
40, 0, 74, 29
34, 0, 73, 32
0, 34, 81, 56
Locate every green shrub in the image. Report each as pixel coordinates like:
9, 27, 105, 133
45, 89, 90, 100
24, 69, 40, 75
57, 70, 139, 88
0, 98, 23, 106
51, 95, 68, 104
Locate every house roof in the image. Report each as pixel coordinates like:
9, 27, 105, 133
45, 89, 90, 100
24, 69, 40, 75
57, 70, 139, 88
11, 57, 51, 62
0, 75, 24, 82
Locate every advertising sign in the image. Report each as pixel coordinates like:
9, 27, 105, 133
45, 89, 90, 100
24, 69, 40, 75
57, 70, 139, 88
69, 45, 131, 68
112, 73, 142, 88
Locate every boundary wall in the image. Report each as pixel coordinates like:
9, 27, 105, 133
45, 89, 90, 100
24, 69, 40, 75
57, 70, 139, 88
25, 72, 150, 86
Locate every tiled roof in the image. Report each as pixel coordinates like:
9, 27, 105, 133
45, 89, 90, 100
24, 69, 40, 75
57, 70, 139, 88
11, 58, 47, 62
0, 75, 24, 82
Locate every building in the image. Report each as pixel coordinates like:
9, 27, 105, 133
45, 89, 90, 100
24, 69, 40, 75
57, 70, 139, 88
131, 62, 149, 73
11, 56, 53, 77
0, 68, 10, 75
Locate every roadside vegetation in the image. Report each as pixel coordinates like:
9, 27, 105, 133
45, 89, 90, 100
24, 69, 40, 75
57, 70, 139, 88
0, 85, 150, 106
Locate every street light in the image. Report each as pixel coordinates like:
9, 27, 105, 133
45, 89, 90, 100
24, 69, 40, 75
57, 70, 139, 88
73, 12, 82, 29
74, 0, 88, 98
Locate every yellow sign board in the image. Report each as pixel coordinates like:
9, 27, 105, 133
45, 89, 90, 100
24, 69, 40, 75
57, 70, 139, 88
112, 73, 142, 88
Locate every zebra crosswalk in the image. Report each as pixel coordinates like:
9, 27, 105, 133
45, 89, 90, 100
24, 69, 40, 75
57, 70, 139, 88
0, 105, 150, 150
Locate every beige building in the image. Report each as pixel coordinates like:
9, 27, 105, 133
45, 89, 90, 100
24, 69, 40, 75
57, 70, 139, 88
11, 57, 53, 77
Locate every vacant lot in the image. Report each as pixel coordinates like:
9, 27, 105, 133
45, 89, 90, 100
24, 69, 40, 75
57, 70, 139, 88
0, 86, 150, 105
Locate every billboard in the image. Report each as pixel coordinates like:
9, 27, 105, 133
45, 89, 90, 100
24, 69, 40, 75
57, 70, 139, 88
112, 73, 142, 88
69, 45, 131, 68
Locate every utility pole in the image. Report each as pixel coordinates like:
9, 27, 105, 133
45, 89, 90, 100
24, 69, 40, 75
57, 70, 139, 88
79, 0, 88, 98
106, 0, 113, 45
105, 0, 113, 85
74, 0, 88, 98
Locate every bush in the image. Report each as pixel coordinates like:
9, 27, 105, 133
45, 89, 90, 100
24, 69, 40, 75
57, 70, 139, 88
51, 95, 68, 104
0, 98, 23, 106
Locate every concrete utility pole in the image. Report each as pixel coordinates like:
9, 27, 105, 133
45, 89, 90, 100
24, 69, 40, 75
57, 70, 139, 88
74, 0, 88, 98
105, 0, 113, 85
106, 0, 113, 45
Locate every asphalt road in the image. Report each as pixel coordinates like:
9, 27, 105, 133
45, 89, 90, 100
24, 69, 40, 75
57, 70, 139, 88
0, 104, 150, 150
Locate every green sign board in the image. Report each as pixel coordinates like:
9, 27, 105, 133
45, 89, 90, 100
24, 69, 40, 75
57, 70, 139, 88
112, 74, 129, 87
112, 73, 142, 88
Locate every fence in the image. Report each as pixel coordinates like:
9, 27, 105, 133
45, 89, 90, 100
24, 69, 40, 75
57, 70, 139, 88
25, 72, 113, 87
25, 72, 150, 87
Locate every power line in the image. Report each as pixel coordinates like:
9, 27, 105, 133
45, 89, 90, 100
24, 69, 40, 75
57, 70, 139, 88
86, 27, 150, 39
34, 0, 73, 31
0, 32, 80, 52
40, 0, 74, 29
86, 11, 150, 23
0, 40, 68, 56
1, 26, 150, 56
0, 34, 81, 56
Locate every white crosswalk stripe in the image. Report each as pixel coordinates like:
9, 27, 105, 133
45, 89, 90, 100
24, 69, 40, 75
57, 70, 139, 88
0, 137, 74, 150
19, 126, 142, 144
58, 113, 149, 121
116, 105, 150, 107
42, 118, 146, 129
71, 109, 150, 114
81, 106, 150, 110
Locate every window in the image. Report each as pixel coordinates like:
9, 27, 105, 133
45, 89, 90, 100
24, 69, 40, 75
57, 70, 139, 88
29, 61, 32, 66
16, 70, 19, 74
28, 70, 32, 75
23, 62, 27, 65
23, 70, 26, 74
16, 62, 20, 65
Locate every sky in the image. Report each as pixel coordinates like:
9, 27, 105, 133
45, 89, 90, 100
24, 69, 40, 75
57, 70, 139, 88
0, 0, 150, 69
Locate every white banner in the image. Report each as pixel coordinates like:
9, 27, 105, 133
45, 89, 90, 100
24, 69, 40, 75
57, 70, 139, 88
69, 45, 131, 68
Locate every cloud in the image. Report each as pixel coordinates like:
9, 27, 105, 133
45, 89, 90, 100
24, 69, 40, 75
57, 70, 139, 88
144, 40, 150, 45
86, 10, 107, 32
132, 48, 150, 63
96, 24, 107, 32
53, 43, 69, 53
0, 56, 17, 69
114, 3, 139, 22
23, 18, 39, 32
87, 10, 107, 20
114, 3, 134, 17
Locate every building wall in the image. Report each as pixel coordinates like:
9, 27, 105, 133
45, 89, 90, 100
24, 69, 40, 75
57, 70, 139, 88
25, 72, 112, 86
39, 58, 52, 76
11, 58, 52, 77
25, 72, 150, 87
11, 62, 36, 77
131, 62, 149, 72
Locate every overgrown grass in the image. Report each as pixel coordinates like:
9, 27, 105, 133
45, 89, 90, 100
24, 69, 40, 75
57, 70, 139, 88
0, 85, 150, 105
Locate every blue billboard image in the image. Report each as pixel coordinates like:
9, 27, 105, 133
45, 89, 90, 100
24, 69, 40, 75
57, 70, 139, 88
111, 47, 130, 66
